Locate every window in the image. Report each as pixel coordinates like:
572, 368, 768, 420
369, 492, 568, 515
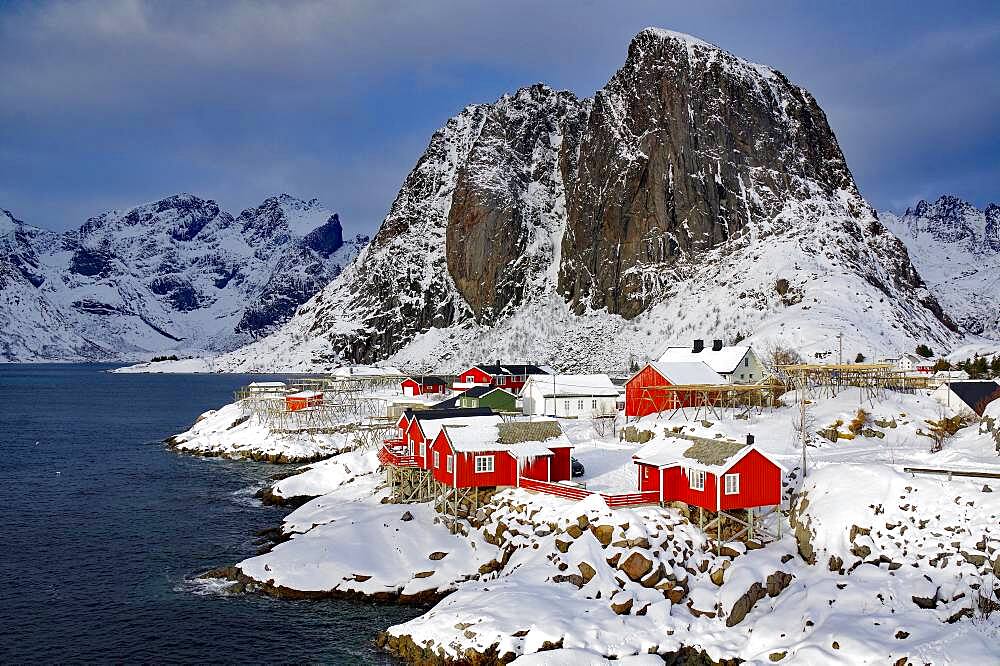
592, 399, 598, 409
643, 467, 649, 479
475, 455, 494, 473
433, 451, 440, 468
725, 473, 740, 495
745, 358, 749, 367
563, 400, 570, 413
465, 374, 474, 382
577, 399, 585, 410
420, 442, 426, 459
689, 469, 706, 491
446, 455, 453, 473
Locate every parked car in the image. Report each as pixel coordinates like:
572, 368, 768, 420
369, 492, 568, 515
571, 457, 585, 478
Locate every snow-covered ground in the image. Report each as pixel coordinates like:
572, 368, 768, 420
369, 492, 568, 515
201, 387, 1000, 663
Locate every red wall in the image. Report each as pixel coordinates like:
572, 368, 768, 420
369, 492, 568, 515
428, 431, 454, 485
456, 366, 494, 386
454, 449, 518, 488
625, 366, 671, 417
719, 449, 782, 510
406, 419, 431, 468
520, 455, 551, 481
663, 466, 718, 511
549, 447, 572, 482
637, 463, 660, 493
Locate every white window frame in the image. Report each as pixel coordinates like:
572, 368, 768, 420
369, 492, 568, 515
465, 374, 474, 382
577, 399, 585, 411
420, 442, 426, 458
446, 455, 453, 473
689, 468, 706, 491
724, 473, 739, 495
433, 451, 440, 468
474, 455, 494, 473
563, 400, 570, 412
592, 399, 598, 409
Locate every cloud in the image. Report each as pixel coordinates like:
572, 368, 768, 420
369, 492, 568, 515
1, 0, 998, 232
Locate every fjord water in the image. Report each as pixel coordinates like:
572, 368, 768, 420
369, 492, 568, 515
0, 364, 418, 663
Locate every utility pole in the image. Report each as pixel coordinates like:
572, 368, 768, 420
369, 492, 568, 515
799, 369, 808, 477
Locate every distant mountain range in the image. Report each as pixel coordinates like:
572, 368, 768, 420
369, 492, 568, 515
881, 196, 1000, 340
0, 194, 367, 361
210, 28, 972, 373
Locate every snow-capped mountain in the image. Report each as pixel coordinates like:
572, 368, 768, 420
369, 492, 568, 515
214, 28, 964, 372
881, 196, 1000, 339
0, 194, 367, 361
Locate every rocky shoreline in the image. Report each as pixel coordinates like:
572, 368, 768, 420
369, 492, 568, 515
164, 434, 335, 464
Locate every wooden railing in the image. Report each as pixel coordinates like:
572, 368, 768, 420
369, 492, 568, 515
378, 444, 420, 468
517, 477, 659, 508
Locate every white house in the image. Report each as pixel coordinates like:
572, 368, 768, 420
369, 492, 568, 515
521, 374, 619, 418
658, 339, 765, 384
894, 353, 933, 374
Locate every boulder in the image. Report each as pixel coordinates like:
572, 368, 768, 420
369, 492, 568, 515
428, 552, 448, 561
400, 511, 414, 522
620, 552, 654, 581
610, 592, 633, 615
591, 524, 614, 547
578, 562, 597, 583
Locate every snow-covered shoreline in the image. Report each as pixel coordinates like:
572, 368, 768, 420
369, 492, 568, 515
176, 387, 1000, 663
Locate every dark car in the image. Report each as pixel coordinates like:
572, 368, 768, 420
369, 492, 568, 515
571, 457, 585, 478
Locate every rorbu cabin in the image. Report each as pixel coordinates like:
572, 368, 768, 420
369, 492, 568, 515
394, 408, 496, 468
246, 381, 287, 397
285, 390, 323, 411
633, 436, 783, 512
429, 419, 573, 489
452, 362, 552, 393
624, 361, 725, 417
401, 375, 447, 397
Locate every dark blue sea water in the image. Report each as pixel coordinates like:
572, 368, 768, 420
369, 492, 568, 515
0, 364, 420, 663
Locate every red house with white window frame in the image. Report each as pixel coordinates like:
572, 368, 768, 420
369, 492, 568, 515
453, 362, 552, 393
424, 420, 573, 489
633, 436, 783, 511
400, 376, 447, 397
389, 408, 496, 469
624, 361, 726, 417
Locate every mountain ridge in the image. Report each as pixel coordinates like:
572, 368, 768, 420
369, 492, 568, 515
210, 28, 965, 373
0, 193, 368, 361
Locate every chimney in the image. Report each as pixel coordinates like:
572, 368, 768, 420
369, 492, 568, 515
693, 339, 704, 353
746, 434, 755, 447
712, 339, 723, 351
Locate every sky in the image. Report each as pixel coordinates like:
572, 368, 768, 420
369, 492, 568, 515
1, 0, 998, 235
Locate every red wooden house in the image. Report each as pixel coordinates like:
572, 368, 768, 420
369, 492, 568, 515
392, 408, 496, 469
624, 361, 726, 417
633, 436, 783, 511
453, 362, 552, 393
401, 375, 447, 396
285, 390, 323, 411
428, 419, 573, 489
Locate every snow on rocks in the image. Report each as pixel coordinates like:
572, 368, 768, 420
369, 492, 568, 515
166, 402, 352, 463
263, 449, 380, 504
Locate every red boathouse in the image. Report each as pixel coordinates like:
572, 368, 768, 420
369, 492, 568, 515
401, 376, 447, 397
624, 361, 726, 417
453, 362, 552, 393
285, 390, 323, 411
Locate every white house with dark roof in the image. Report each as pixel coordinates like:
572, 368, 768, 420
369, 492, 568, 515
658, 339, 764, 384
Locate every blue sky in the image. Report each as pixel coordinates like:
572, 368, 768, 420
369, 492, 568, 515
1, 1, 997, 235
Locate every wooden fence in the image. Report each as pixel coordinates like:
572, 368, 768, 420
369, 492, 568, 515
517, 477, 659, 508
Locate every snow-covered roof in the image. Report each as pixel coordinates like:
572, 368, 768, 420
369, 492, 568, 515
288, 390, 321, 398
942, 380, 1000, 416
424, 415, 502, 445
646, 361, 726, 385
248, 381, 285, 388
523, 374, 619, 397
506, 441, 555, 458
633, 437, 783, 474
657, 345, 752, 374
404, 375, 446, 385
441, 419, 571, 454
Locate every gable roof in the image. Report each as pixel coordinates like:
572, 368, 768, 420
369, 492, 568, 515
497, 420, 567, 445
523, 374, 619, 397
468, 363, 552, 376
642, 361, 726, 386
658, 345, 753, 373
404, 375, 446, 385
441, 419, 571, 455
431, 386, 514, 409
946, 381, 1000, 415
633, 436, 785, 474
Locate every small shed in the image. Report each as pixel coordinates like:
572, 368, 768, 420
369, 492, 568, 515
931, 380, 1000, 416
633, 436, 783, 511
285, 390, 323, 411
625, 361, 726, 417
401, 375, 447, 397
